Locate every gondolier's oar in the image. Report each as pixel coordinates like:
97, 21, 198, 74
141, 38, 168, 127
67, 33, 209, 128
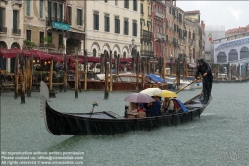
176, 77, 201, 94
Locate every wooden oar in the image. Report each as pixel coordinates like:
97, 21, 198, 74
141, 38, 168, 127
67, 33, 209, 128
176, 77, 201, 94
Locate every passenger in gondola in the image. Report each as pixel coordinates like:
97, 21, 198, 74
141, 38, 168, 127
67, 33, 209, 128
152, 96, 162, 116
144, 102, 154, 117
162, 97, 170, 114
137, 104, 146, 118
127, 102, 138, 118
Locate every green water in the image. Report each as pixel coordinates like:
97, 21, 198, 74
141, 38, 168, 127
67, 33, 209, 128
1, 82, 249, 166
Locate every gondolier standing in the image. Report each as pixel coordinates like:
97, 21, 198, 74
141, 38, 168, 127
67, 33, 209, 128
194, 58, 213, 104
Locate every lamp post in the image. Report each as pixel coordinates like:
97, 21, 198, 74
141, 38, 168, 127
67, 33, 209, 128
129, 39, 137, 73
129, 39, 137, 58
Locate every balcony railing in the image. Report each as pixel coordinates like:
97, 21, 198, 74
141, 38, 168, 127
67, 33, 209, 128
155, 11, 164, 19
46, 17, 68, 26
141, 30, 152, 38
0, 27, 7, 33
156, 33, 167, 40
12, 28, 21, 35
140, 50, 154, 57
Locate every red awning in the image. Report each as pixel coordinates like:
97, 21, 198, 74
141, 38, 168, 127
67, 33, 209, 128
119, 58, 132, 63
30, 50, 52, 60
0, 48, 22, 58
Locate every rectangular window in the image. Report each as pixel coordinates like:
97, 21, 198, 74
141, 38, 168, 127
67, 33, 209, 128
77, 9, 83, 26
132, 21, 137, 37
48, 1, 52, 18
68, 6, 72, 24
93, 13, 99, 30
59, 34, 63, 45
133, 0, 137, 11
124, 19, 129, 35
0, 7, 5, 27
26, 0, 31, 16
59, 4, 63, 22
104, 0, 107, 3
13, 10, 18, 29
115, 17, 120, 34
104, 15, 110, 32
47, 32, 52, 38
39, 31, 44, 44
26, 30, 31, 41
140, 3, 143, 14
53, 3, 57, 20
39, 0, 43, 18
124, 0, 129, 9
115, 0, 118, 6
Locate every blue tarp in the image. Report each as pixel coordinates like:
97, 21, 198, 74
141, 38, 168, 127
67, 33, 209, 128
146, 74, 164, 83
175, 98, 188, 113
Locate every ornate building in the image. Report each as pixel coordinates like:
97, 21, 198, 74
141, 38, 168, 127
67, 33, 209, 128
151, 0, 166, 57
85, 0, 141, 58
140, 0, 153, 57
0, 0, 24, 71
23, 0, 85, 55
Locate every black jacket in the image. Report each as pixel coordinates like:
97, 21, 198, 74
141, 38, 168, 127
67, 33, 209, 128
195, 59, 213, 79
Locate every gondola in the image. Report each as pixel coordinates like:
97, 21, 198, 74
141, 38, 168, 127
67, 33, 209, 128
40, 81, 212, 135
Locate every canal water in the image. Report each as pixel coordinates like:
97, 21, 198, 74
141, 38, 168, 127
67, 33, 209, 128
1, 82, 249, 166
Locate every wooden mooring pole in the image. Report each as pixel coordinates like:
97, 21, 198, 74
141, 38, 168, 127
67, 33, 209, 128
75, 55, 79, 98
109, 50, 113, 92
14, 54, 19, 99
136, 52, 139, 91
104, 52, 109, 99
63, 54, 67, 92
84, 50, 87, 91
19, 54, 25, 104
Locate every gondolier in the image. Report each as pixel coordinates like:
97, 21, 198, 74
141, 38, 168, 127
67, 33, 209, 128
194, 58, 213, 104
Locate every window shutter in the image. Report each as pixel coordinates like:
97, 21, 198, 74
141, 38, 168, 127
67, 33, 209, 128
68, 7, 72, 24
26, 0, 30, 16
118, 19, 120, 33
140, 3, 143, 14
127, 20, 129, 35
107, 17, 110, 31
80, 10, 82, 26
48, 1, 52, 18
96, 14, 99, 30
59, 4, 63, 21
40, 0, 43, 18
0, 8, 2, 27
54, 3, 57, 19
136, 22, 137, 36
13, 10, 17, 29
77, 10, 80, 25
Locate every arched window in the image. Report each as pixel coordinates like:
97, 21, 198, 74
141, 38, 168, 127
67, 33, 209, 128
217, 52, 227, 63
123, 52, 126, 58
240, 46, 249, 59
228, 49, 238, 61
93, 48, 97, 57
114, 51, 117, 58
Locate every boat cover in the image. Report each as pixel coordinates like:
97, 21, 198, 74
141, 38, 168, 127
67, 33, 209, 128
170, 98, 188, 113
146, 74, 164, 83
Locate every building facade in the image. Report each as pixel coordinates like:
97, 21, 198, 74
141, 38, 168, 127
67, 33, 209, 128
184, 10, 204, 63
23, 0, 85, 55
85, 0, 141, 58
0, 0, 24, 71
151, 0, 166, 57
140, 0, 153, 57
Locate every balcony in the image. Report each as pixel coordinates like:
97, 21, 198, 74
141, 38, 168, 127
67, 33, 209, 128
156, 33, 167, 40
12, 28, 21, 35
140, 50, 154, 57
46, 17, 68, 26
155, 11, 164, 20
141, 30, 152, 39
0, 27, 7, 33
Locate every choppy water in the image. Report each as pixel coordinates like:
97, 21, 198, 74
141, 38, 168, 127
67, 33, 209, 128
1, 82, 249, 166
